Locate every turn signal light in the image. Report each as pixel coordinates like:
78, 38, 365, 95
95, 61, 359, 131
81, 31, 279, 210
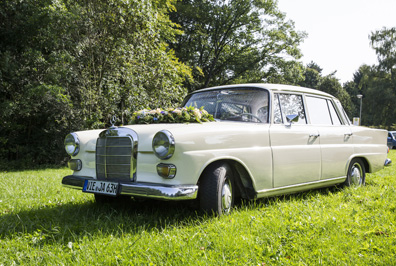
156, 163, 176, 179
68, 159, 82, 171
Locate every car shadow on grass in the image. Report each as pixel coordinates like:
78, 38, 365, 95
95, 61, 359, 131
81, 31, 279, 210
0, 186, 344, 243
0, 196, 204, 242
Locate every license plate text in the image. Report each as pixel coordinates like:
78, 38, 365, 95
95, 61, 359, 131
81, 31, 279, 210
83, 180, 119, 196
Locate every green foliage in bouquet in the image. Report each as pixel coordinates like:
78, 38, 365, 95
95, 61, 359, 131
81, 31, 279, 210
130, 107, 215, 124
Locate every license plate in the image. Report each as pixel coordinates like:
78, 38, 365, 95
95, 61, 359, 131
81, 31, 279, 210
83, 180, 119, 196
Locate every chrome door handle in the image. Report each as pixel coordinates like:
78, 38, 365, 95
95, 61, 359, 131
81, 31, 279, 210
309, 133, 320, 137
344, 133, 353, 137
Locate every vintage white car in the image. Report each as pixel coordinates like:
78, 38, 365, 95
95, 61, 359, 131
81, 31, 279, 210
62, 84, 387, 215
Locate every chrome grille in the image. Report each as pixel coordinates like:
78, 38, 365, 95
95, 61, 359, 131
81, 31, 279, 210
96, 128, 138, 182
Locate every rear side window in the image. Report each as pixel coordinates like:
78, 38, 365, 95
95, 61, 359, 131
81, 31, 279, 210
327, 100, 342, 125
306, 96, 343, 125
306, 97, 332, 125
334, 100, 351, 125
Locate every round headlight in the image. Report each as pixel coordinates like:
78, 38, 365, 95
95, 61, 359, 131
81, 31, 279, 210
64, 133, 80, 156
152, 130, 175, 160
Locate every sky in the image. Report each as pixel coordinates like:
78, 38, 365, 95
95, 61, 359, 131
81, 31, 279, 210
277, 0, 396, 84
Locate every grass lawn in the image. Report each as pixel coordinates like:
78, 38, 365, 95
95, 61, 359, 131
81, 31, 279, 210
1, 152, 396, 265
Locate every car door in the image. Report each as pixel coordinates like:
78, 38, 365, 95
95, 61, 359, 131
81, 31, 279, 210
305, 96, 354, 180
270, 93, 321, 187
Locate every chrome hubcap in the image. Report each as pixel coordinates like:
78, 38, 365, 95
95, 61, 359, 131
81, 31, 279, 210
221, 179, 232, 212
350, 163, 363, 185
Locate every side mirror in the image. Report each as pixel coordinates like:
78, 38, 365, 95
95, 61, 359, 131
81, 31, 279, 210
286, 114, 299, 126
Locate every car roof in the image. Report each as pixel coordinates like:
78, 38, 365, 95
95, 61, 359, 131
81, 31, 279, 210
193, 83, 335, 99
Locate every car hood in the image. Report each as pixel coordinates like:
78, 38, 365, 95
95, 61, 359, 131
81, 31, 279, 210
122, 122, 266, 152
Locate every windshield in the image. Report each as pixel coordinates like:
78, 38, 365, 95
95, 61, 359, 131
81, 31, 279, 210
183, 88, 269, 123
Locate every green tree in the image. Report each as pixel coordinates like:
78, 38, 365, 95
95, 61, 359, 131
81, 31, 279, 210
299, 61, 323, 89
371, 27, 396, 75
0, 0, 191, 166
340, 28, 396, 128
0, 0, 77, 164
347, 27, 396, 128
319, 74, 353, 116
349, 65, 396, 128
64, 0, 191, 126
169, 0, 306, 91
297, 62, 353, 117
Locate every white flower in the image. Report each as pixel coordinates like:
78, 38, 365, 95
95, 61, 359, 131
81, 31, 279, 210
193, 108, 202, 119
173, 109, 182, 116
137, 110, 148, 116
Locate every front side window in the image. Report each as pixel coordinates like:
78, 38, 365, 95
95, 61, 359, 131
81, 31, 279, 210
183, 88, 269, 123
274, 93, 306, 124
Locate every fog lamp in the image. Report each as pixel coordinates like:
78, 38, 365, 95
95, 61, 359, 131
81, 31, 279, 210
156, 163, 177, 179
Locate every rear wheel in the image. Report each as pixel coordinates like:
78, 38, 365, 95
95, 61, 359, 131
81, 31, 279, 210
199, 163, 234, 216
344, 158, 365, 187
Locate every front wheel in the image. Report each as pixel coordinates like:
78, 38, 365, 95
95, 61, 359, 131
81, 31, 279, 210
344, 158, 366, 187
199, 163, 234, 216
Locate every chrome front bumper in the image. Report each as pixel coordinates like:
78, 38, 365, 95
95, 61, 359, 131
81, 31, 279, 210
62, 175, 198, 200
